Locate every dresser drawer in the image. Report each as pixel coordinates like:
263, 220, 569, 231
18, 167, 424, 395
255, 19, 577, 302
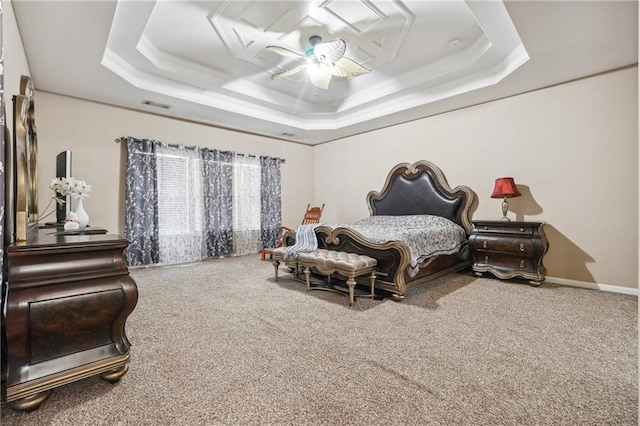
473, 252, 535, 274
471, 235, 536, 256
474, 223, 534, 235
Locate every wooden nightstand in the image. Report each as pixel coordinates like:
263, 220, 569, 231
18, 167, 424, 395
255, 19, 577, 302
469, 220, 549, 286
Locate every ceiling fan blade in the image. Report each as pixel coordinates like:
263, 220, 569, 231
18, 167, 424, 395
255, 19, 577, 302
313, 39, 346, 65
271, 65, 307, 80
266, 46, 305, 58
309, 70, 332, 90
331, 57, 370, 78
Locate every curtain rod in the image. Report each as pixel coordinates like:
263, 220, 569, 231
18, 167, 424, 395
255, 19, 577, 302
116, 137, 285, 163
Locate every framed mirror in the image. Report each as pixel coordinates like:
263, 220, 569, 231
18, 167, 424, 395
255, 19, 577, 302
12, 75, 39, 242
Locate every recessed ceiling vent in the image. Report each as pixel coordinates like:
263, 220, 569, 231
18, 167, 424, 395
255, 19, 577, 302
142, 100, 171, 110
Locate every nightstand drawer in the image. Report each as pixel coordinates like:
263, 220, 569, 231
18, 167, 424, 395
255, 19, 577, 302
471, 235, 536, 256
473, 253, 534, 274
474, 223, 534, 235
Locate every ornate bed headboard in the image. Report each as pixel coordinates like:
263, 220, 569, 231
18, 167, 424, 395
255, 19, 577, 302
366, 161, 475, 234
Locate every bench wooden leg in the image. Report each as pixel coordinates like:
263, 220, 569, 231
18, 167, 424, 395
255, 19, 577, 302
346, 275, 356, 306
304, 267, 312, 292
272, 259, 280, 281
369, 272, 376, 297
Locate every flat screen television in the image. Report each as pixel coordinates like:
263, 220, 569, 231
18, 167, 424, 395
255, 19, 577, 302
55, 150, 72, 223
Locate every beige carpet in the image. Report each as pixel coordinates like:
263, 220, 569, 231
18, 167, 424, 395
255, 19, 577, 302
2, 255, 637, 425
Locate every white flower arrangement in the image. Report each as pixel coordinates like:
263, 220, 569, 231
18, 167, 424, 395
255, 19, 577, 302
50, 177, 92, 202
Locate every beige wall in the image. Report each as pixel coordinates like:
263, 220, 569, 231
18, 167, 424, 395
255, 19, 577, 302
32, 93, 314, 235
3, 0, 31, 132
314, 67, 639, 289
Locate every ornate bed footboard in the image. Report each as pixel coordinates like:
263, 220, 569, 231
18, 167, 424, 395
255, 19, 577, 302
312, 226, 473, 297
314, 225, 410, 290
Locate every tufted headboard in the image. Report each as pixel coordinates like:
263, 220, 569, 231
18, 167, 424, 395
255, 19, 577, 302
366, 161, 475, 234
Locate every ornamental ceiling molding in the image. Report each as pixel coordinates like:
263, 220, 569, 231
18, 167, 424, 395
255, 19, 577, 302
101, 0, 528, 132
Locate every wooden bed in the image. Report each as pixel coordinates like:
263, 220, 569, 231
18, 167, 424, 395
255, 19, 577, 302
283, 160, 476, 300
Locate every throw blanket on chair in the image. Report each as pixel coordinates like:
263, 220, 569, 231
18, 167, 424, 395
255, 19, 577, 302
284, 224, 320, 260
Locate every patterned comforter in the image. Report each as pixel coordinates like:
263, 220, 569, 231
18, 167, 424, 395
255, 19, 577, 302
328, 215, 467, 274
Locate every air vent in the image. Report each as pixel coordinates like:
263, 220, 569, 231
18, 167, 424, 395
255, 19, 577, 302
142, 100, 171, 110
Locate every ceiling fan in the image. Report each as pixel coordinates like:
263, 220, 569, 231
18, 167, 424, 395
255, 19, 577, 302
266, 36, 370, 90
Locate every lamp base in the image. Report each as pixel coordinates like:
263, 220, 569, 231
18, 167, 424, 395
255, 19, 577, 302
500, 198, 510, 221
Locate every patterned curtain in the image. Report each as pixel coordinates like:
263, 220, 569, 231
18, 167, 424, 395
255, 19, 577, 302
201, 148, 233, 257
156, 143, 206, 264
123, 137, 160, 266
123, 136, 283, 265
231, 154, 261, 255
260, 156, 282, 249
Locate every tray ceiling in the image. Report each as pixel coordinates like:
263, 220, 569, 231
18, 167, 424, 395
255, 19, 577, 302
12, 1, 639, 145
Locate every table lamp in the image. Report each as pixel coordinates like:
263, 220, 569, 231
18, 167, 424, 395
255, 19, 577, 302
491, 177, 521, 221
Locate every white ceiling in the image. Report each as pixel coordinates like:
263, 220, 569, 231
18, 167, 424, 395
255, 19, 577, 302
12, 0, 638, 145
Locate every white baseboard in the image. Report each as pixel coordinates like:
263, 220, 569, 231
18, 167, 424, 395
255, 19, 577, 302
545, 276, 638, 296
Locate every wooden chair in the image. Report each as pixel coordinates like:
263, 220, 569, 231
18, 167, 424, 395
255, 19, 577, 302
300, 204, 325, 225
260, 204, 325, 260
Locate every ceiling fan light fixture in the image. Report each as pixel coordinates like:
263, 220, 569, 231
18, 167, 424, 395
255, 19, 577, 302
307, 63, 331, 77
267, 36, 369, 90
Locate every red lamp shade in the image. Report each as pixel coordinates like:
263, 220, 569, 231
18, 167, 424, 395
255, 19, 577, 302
491, 177, 521, 199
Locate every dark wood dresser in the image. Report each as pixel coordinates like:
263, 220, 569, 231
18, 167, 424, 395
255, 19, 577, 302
2, 231, 138, 411
469, 220, 549, 285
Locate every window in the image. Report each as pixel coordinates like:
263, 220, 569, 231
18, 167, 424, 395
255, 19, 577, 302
155, 145, 206, 264
156, 152, 203, 236
232, 156, 261, 232
231, 155, 261, 255
123, 136, 282, 266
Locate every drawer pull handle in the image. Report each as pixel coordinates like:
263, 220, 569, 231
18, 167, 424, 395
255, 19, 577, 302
484, 256, 489, 263
482, 241, 488, 248
519, 260, 525, 268
519, 243, 525, 252
483, 226, 488, 230
520, 227, 525, 232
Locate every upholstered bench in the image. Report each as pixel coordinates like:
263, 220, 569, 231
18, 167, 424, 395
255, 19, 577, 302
271, 248, 377, 306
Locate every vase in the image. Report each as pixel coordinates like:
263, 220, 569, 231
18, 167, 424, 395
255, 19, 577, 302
76, 198, 90, 230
